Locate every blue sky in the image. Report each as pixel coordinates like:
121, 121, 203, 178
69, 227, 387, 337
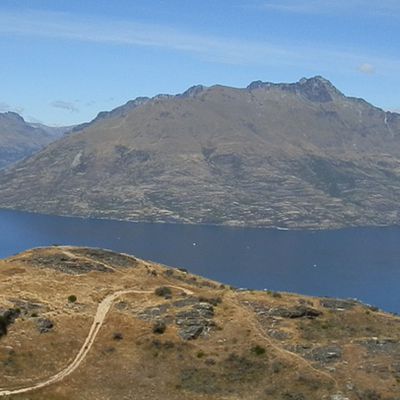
0, 0, 399, 125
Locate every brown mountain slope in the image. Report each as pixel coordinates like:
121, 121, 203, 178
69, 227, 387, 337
0, 246, 399, 399
0, 77, 400, 228
0, 112, 64, 169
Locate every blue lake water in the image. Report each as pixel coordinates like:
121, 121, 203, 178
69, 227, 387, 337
1, 209, 399, 313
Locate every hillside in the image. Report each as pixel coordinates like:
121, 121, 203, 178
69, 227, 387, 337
0, 113, 65, 169
0, 246, 399, 399
0, 77, 400, 228
28, 122, 75, 138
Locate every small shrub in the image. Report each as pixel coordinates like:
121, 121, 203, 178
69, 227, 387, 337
265, 290, 282, 298
153, 321, 167, 334
197, 350, 205, 358
0, 309, 20, 336
0, 315, 7, 336
198, 296, 222, 306
68, 295, 77, 303
31, 312, 38, 318
154, 286, 172, 298
113, 332, 123, 341
251, 345, 266, 356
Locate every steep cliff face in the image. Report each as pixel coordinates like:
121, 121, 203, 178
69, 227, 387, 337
0, 77, 399, 228
1, 246, 399, 399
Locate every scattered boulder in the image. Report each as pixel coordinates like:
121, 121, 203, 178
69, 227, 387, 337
37, 318, 54, 334
330, 395, 350, 400
198, 296, 222, 306
268, 306, 322, 319
306, 345, 342, 363
320, 298, 357, 310
153, 320, 167, 334
248, 302, 322, 320
172, 297, 200, 308
10, 299, 45, 317
268, 329, 290, 341
69, 248, 137, 268
176, 303, 215, 340
359, 338, 400, 355
137, 304, 170, 321
179, 325, 204, 340
115, 301, 128, 311
26, 253, 111, 275
193, 303, 215, 319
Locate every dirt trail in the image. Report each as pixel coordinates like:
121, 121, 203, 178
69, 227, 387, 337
231, 294, 339, 388
0, 284, 192, 397
61, 249, 119, 273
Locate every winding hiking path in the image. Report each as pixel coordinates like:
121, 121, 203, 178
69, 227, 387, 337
0, 285, 192, 397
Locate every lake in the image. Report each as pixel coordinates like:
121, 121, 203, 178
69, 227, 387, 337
1, 209, 399, 313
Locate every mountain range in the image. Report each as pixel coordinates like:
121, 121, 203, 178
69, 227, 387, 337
0, 77, 399, 229
0, 112, 71, 169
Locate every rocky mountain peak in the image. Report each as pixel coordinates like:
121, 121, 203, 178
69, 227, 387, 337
247, 76, 342, 103
0, 111, 26, 123
179, 85, 207, 98
296, 76, 342, 102
246, 80, 272, 90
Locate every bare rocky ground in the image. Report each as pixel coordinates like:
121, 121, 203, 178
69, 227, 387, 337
0, 246, 399, 399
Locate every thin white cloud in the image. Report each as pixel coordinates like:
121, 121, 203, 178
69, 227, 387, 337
25, 115, 43, 124
0, 9, 398, 74
257, 0, 400, 16
50, 100, 79, 113
0, 102, 11, 112
0, 101, 24, 114
0, 10, 293, 66
358, 63, 376, 75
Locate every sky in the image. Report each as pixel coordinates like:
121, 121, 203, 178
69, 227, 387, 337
0, 0, 399, 126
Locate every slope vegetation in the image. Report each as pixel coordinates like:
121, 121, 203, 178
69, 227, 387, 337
0, 77, 400, 228
0, 247, 400, 399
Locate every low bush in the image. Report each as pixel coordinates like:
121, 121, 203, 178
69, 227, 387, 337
153, 321, 167, 334
68, 295, 77, 303
113, 332, 123, 340
251, 345, 266, 356
154, 286, 172, 298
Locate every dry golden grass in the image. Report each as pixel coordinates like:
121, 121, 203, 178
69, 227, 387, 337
0, 246, 399, 399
